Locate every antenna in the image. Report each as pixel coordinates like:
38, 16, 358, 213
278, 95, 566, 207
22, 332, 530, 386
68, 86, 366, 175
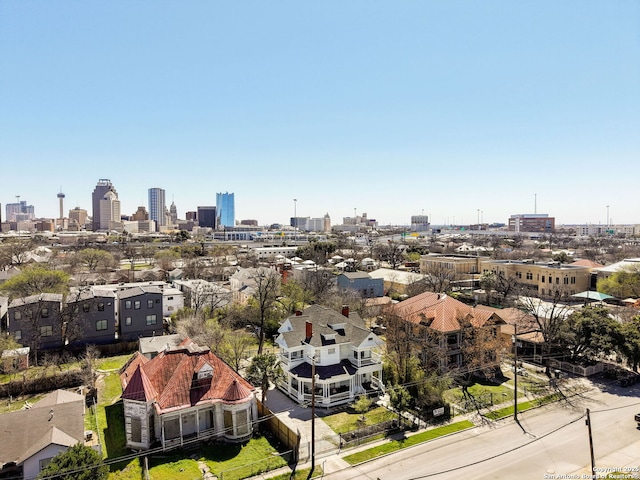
15, 195, 20, 203
534, 193, 537, 214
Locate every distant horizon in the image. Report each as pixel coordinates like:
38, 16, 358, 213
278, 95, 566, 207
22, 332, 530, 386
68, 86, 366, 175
1, 2, 638, 227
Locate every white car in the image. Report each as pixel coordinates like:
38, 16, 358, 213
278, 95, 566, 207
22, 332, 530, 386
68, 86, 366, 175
512, 366, 528, 377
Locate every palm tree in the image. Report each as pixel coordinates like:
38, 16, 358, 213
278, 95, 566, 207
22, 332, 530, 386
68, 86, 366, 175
246, 353, 284, 404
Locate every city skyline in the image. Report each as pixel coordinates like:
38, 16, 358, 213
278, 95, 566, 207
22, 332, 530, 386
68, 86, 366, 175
1, 2, 638, 226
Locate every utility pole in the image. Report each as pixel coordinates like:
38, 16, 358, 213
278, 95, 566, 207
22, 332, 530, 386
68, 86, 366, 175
309, 356, 316, 479
513, 324, 518, 422
586, 408, 596, 479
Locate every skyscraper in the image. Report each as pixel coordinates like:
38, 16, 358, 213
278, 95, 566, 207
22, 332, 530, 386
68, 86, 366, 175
216, 192, 235, 228
169, 201, 177, 224
148, 188, 166, 230
99, 191, 121, 230
197, 206, 216, 228
92, 179, 117, 231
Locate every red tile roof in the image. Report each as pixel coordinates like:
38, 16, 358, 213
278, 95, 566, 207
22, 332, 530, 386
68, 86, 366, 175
120, 341, 254, 414
391, 292, 501, 332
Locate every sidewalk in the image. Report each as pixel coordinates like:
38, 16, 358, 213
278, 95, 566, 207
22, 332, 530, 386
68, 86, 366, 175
250, 374, 593, 480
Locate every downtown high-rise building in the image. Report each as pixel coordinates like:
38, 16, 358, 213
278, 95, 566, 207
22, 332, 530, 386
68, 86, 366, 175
5, 201, 35, 222
148, 188, 166, 230
216, 192, 235, 228
92, 179, 118, 231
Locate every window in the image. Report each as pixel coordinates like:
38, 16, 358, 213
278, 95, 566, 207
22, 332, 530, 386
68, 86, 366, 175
13, 311, 21, 320
98, 302, 105, 311
41, 308, 49, 318
125, 300, 132, 309
571, 276, 576, 284
96, 319, 108, 331
125, 317, 132, 326
555, 277, 560, 284
167, 296, 173, 301
147, 300, 154, 309
146, 314, 157, 325
131, 417, 142, 443
40, 325, 53, 337
134, 301, 141, 309
83, 303, 90, 313
328, 348, 336, 355
14, 330, 21, 341
563, 277, 569, 285
39, 458, 53, 472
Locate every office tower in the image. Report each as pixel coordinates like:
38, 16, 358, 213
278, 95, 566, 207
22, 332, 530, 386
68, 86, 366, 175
69, 207, 88, 228
99, 191, 121, 230
216, 192, 235, 228
92, 179, 117, 231
169, 201, 177, 224
411, 215, 430, 232
185, 211, 197, 221
5, 200, 35, 222
148, 188, 166, 230
131, 206, 149, 221
197, 206, 216, 228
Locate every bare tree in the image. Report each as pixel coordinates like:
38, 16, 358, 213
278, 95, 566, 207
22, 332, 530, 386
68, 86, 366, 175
248, 268, 281, 354
422, 262, 458, 294
175, 315, 227, 354
0, 238, 33, 268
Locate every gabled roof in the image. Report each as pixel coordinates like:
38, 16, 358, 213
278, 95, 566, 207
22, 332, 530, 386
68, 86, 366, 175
277, 305, 383, 350
0, 390, 84, 468
118, 286, 162, 299
392, 292, 503, 333
9, 293, 63, 307
120, 340, 254, 414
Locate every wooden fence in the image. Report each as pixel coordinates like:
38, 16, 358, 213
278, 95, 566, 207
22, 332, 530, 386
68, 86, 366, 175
257, 400, 300, 462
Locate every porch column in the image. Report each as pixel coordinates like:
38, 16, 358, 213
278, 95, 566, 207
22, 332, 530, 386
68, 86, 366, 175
196, 409, 200, 437
161, 419, 165, 449
179, 413, 183, 446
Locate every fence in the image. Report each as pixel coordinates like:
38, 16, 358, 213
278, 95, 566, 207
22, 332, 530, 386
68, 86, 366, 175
339, 419, 403, 449
548, 359, 604, 377
257, 400, 300, 462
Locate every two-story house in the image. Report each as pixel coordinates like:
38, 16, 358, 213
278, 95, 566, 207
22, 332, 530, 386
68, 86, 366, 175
275, 305, 384, 407
117, 286, 164, 341
389, 291, 506, 372
120, 338, 257, 450
336, 272, 384, 298
64, 288, 117, 346
6, 294, 64, 355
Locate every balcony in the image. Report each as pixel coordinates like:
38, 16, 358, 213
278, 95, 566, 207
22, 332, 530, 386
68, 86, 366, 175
349, 351, 382, 368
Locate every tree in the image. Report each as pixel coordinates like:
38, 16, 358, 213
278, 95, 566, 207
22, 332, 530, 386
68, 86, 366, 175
37, 443, 108, 480
154, 249, 181, 277
299, 268, 336, 304
597, 266, 640, 299
517, 291, 573, 360
220, 332, 255, 372
421, 261, 458, 294
0, 265, 69, 300
373, 239, 405, 270
246, 353, 284, 404
619, 317, 640, 372
388, 384, 411, 424
295, 240, 337, 265
0, 238, 33, 268
277, 280, 312, 315
75, 248, 115, 272
175, 315, 227, 354
249, 268, 281, 354
352, 395, 373, 423
558, 306, 621, 362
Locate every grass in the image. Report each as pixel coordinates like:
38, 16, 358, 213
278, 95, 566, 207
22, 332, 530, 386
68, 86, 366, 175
484, 393, 563, 420
322, 406, 396, 434
343, 420, 474, 465
97, 355, 132, 372
443, 382, 519, 407
0, 393, 45, 414
269, 466, 324, 480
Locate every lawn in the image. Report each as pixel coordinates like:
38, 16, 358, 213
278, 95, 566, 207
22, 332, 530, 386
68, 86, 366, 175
343, 420, 475, 464
0, 393, 46, 414
443, 382, 519, 407
269, 466, 324, 480
484, 393, 563, 420
322, 406, 396, 434
97, 354, 133, 372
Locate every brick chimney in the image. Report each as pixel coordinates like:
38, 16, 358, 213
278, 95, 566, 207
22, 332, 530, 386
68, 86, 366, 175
305, 321, 313, 339
341, 305, 349, 318
295, 310, 303, 316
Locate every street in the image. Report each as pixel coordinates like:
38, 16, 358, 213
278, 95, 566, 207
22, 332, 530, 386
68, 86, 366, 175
324, 384, 640, 480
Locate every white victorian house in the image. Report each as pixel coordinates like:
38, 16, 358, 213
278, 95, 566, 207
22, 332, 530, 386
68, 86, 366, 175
120, 338, 257, 450
275, 305, 384, 407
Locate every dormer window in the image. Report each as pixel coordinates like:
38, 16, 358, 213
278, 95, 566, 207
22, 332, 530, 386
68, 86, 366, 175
196, 363, 214, 381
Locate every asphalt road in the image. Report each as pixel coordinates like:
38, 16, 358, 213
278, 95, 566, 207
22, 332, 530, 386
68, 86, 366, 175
324, 381, 640, 480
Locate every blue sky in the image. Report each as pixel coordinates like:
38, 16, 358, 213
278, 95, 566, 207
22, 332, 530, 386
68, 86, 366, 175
1, 1, 638, 227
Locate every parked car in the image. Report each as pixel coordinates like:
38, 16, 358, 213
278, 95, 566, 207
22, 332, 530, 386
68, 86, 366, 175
512, 366, 528, 377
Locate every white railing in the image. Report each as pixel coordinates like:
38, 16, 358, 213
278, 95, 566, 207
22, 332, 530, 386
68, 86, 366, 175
349, 351, 382, 368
